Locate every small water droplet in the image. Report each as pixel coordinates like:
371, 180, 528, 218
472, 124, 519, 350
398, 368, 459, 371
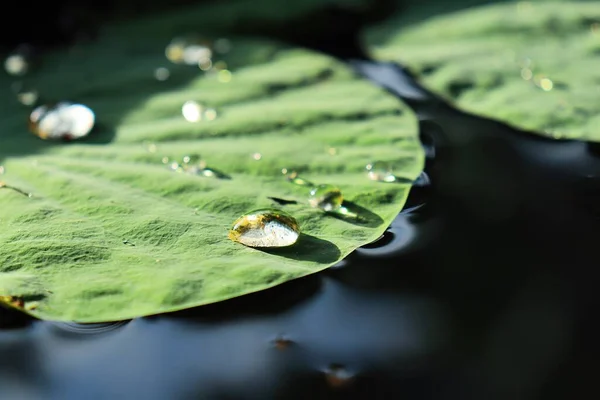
198, 167, 230, 179
182, 100, 203, 122
309, 184, 343, 212
165, 37, 212, 66
198, 57, 212, 71
323, 364, 354, 388
366, 161, 398, 183
161, 157, 170, 164
154, 67, 170, 81
218, 69, 232, 83
520, 68, 533, 80
4, 45, 33, 76
252, 153, 262, 161
228, 209, 300, 248
29, 102, 95, 140
203, 108, 217, 121
285, 171, 314, 187
214, 38, 232, 54
539, 78, 553, 91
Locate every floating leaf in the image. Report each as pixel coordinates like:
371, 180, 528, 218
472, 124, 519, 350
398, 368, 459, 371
0, 5, 421, 322
366, 1, 600, 139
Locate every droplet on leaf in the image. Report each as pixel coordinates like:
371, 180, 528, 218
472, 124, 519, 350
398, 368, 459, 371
29, 102, 95, 140
154, 67, 170, 81
165, 37, 212, 66
198, 167, 230, 179
366, 161, 398, 183
182, 100, 203, 122
228, 209, 300, 248
309, 184, 343, 212
285, 171, 314, 187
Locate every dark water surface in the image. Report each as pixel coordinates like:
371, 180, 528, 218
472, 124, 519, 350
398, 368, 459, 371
2, 4, 599, 400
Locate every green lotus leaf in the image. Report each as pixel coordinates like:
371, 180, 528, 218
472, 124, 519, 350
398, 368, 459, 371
0, 3, 421, 321
366, 0, 600, 139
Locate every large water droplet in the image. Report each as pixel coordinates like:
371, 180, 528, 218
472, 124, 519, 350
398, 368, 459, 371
228, 209, 300, 248
29, 102, 95, 140
309, 184, 343, 212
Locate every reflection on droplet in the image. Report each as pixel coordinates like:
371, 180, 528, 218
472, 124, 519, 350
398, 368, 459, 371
252, 153, 262, 161
309, 184, 343, 212
218, 69, 232, 83
204, 108, 217, 121
214, 38, 232, 54
323, 364, 354, 388
520, 68, 533, 80
228, 209, 300, 248
29, 102, 95, 140
540, 78, 553, 91
182, 100, 203, 122
366, 161, 398, 183
154, 67, 170, 81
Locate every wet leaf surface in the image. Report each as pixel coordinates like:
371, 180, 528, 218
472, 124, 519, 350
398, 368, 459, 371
0, 4, 421, 322
366, 0, 600, 139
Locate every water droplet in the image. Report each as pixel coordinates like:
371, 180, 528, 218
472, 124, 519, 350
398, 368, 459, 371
154, 67, 170, 81
218, 69, 232, 83
228, 209, 300, 248
161, 157, 170, 164
285, 171, 314, 187
182, 100, 203, 122
169, 162, 183, 172
203, 108, 217, 121
366, 161, 398, 183
214, 38, 232, 54
323, 364, 354, 388
4, 45, 33, 76
539, 78, 553, 91
520, 68, 533, 80
165, 37, 212, 66
29, 102, 95, 140
309, 184, 343, 212
198, 57, 212, 71
252, 152, 262, 161
198, 167, 230, 179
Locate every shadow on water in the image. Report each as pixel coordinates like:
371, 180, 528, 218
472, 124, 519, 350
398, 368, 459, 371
2, 0, 599, 399
263, 234, 341, 264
